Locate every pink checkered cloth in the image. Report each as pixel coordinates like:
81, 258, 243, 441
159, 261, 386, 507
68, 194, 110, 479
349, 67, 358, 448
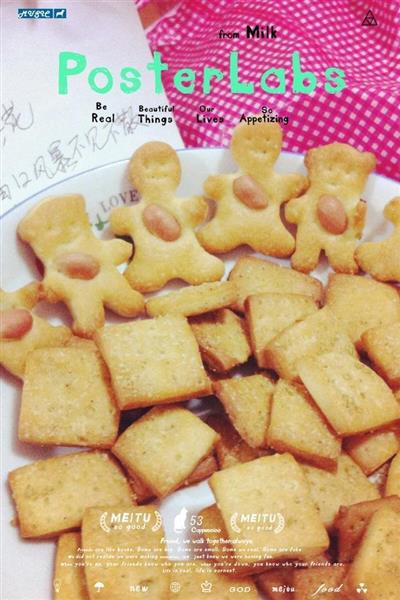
139, 0, 400, 180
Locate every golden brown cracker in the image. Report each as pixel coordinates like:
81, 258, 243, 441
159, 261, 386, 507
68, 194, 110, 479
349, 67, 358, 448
82, 505, 169, 600
206, 414, 262, 469
112, 405, 219, 497
213, 375, 274, 448
18, 343, 119, 448
264, 307, 357, 381
267, 380, 341, 470
333, 496, 400, 562
209, 453, 329, 566
0, 283, 71, 378
190, 308, 251, 372
325, 273, 400, 348
17, 195, 144, 337
344, 430, 400, 475
344, 506, 400, 599
110, 142, 224, 292
356, 197, 400, 282
8, 451, 134, 538
95, 315, 211, 410
54, 532, 88, 600
228, 255, 323, 312
285, 143, 375, 273
298, 352, 400, 436
302, 454, 380, 529
146, 281, 237, 317
245, 292, 318, 368
198, 121, 307, 256
385, 451, 400, 496
361, 321, 400, 388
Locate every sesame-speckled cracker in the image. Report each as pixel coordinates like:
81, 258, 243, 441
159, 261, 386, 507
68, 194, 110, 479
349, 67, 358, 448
285, 143, 375, 273
8, 451, 134, 538
333, 496, 400, 562
206, 414, 262, 469
146, 281, 237, 318
361, 322, 400, 388
263, 307, 357, 381
17, 195, 144, 337
344, 506, 400, 599
112, 405, 219, 497
228, 256, 323, 312
82, 505, 169, 600
267, 380, 341, 470
325, 273, 400, 349
198, 121, 307, 256
95, 315, 211, 410
245, 292, 318, 368
213, 375, 274, 448
298, 352, 400, 436
209, 454, 329, 566
18, 343, 119, 448
302, 454, 380, 529
190, 308, 251, 372
344, 430, 400, 476
356, 197, 400, 282
110, 142, 224, 293
0, 283, 71, 378
54, 533, 89, 600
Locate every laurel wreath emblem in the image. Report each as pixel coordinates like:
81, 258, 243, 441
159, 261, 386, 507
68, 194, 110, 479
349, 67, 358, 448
99, 512, 111, 533
274, 513, 285, 534
152, 511, 163, 532
230, 512, 241, 533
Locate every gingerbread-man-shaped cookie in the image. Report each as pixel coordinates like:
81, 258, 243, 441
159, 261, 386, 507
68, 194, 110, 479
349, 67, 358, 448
0, 282, 71, 378
285, 143, 376, 273
110, 142, 224, 292
355, 197, 400, 282
17, 195, 144, 337
197, 121, 308, 256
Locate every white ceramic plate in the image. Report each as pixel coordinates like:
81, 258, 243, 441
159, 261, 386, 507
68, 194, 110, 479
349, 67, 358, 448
1, 148, 399, 600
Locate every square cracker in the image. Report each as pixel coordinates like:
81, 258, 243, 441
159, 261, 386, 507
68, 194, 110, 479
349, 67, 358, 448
54, 532, 88, 600
112, 405, 219, 497
298, 351, 400, 436
325, 273, 400, 348
361, 321, 400, 388
344, 506, 400, 600
8, 451, 134, 538
292, 566, 348, 600
95, 315, 211, 410
267, 380, 341, 470
344, 430, 400, 475
82, 505, 169, 600
302, 454, 380, 529
228, 256, 323, 312
145, 281, 237, 317
209, 453, 329, 565
333, 496, 400, 562
18, 343, 119, 448
190, 308, 251, 372
245, 292, 318, 368
206, 413, 262, 469
385, 451, 400, 496
213, 375, 274, 448
169, 560, 259, 599
263, 307, 357, 381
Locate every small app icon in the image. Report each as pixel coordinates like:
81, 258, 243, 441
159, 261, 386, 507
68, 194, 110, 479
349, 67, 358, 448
53, 579, 61, 593
94, 581, 105, 593
201, 581, 213, 593
170, 581, 182, 593
356, 582, 368, 594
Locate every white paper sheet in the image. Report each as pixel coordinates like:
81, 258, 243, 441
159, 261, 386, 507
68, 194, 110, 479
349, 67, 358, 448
1, 0, 183, 215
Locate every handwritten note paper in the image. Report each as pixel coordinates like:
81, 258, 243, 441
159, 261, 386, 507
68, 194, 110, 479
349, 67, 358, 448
1, 0, 182, 215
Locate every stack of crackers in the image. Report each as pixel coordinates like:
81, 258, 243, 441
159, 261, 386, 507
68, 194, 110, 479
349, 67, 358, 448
1, 121, 399, 600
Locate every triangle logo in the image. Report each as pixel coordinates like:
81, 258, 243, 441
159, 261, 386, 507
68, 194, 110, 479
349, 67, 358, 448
362, 10, 378, 26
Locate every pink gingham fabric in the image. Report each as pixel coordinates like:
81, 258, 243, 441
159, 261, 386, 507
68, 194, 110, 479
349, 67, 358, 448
139, 0, 400, 180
